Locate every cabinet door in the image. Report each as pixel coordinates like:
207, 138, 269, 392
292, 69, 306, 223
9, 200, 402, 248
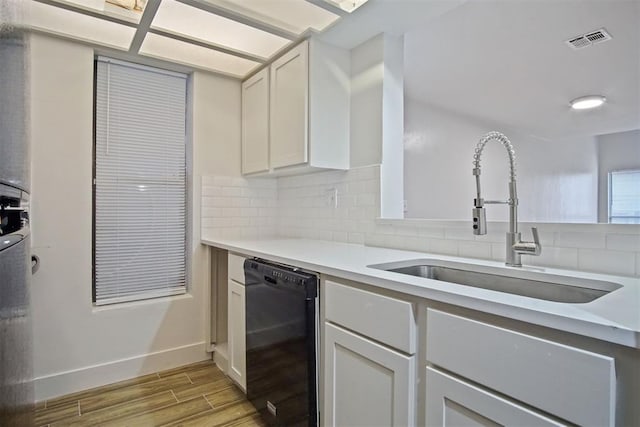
241, 68, 269, 174
269, 41, 308, 169
323, 323, 415, 427
227, 279, 246, 391
425, 367, 567, 427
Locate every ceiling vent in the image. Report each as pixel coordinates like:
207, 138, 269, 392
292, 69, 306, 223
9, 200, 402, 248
566, 28, 612, 50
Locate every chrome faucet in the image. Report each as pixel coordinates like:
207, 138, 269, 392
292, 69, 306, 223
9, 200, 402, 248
471, 131, 541, 267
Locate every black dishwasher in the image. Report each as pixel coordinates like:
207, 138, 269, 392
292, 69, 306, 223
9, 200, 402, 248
244, 259, 319, 427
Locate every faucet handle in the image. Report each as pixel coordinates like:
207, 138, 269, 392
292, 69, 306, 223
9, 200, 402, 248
513, 227, 542, 256
531, 227, 540, 246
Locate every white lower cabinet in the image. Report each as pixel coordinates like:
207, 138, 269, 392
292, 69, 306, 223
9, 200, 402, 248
323, 323, 415, 427
425, 308, 615, 426
425, 367, 566, 426
227, 278, 246, 391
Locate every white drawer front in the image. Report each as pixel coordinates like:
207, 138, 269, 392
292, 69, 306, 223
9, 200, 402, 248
426, 308, 615, 427
426, 367, 567, 427
325, 280, 416, 354
228, 253, 246, 284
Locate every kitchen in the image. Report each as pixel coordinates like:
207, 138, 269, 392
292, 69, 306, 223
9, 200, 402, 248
1, 0, 639, 426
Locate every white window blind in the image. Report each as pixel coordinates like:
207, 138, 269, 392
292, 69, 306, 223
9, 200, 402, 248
609, 170, 640, 224
94, 57, 187, 305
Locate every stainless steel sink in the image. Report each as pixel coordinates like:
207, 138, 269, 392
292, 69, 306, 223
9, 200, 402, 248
368, 259, 622, 303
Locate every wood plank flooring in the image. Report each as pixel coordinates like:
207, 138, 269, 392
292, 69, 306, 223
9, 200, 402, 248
34, 361, 267, 427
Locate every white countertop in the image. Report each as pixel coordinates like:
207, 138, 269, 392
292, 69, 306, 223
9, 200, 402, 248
202, 237, 640, 349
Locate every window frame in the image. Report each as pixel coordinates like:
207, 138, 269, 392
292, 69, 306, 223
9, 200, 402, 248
608, 168, 640, 224
91, 56, 192, 305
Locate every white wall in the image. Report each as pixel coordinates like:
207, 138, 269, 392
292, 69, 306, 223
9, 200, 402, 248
29, 34, 242, 400
350, 33, 404, 218
350, 35, 383, 169
597, 129, 640, 221
403, 99, 599, 223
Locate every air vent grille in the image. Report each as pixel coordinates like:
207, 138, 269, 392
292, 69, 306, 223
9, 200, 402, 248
566, 28, 612, 50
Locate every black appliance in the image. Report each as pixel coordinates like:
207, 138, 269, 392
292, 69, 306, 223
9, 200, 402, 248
244, 258, 318, 427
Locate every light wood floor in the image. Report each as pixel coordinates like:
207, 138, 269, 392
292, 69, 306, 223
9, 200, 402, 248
34, 360, 266, 427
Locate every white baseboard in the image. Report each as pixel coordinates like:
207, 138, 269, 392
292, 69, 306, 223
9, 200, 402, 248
34, 342, 211, 401
213, 342, 229, 374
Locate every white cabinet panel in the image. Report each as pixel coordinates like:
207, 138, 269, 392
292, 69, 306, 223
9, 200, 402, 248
426, 367, 567, 427
241, 68, 269, 174
323, 323, 415, 427
227, 253, 246, 284
240, 38, 349, 176
325, 279, 416, 354
426, 308, 616, 426
228, 279, 246, 391
269, 41, 308, 169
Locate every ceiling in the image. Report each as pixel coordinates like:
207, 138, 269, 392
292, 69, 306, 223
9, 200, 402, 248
28, 0, 370, 78
28, 0, 472, 78
29, 0, 638, 140
404, 0, 640, 140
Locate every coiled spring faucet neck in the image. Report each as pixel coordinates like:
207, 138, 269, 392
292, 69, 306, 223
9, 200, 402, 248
473, 131, 517, 182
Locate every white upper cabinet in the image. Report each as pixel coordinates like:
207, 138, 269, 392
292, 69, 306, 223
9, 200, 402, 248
270, 41, 309, 169
241, 68, 270, 174
241, 38, 350, 176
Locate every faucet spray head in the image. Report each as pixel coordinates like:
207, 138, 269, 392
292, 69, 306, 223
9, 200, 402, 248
472, 207, 487, 235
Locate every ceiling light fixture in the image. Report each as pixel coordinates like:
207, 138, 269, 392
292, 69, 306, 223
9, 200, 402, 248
569, 95, 606, 110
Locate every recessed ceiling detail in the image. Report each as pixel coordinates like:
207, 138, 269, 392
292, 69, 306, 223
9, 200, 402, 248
140, 32, 260, 76
46, 0, 145, 23
30, 1, 137, 50
152, 0, 290, 60
29, 0, 370, 77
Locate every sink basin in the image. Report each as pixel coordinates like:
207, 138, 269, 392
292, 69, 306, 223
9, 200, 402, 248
368, 259, 622, 303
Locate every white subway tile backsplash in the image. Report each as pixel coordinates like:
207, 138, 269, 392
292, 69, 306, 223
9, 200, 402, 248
606, 234, 640, 252
356, 193, 376, 207
331, 231, 348, 242
393, 226, 418, 238
427, 238, 459, 256
202, 208, 222, 217
444, 227, 474, 241
399, 236, 428, 253
474, 230, 506, 244
554, 231, 606, 249
490, 243, 506, 262
364, 233, 386, 248
528, 247, 579, 270
458, 241, 492, 260
348, 232, 365, 245
241, 208, 258, 217
417, 227, 445, 239
232, 217, 251, 227
535, 231, 555, 248
202, 186, 222, 197
201, 165, 639, 277
201, 175, 278, 239
577, 249, 636, 276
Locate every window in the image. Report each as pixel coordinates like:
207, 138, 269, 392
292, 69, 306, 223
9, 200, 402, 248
608, 170, 640, 224
94, 57, 188, 305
